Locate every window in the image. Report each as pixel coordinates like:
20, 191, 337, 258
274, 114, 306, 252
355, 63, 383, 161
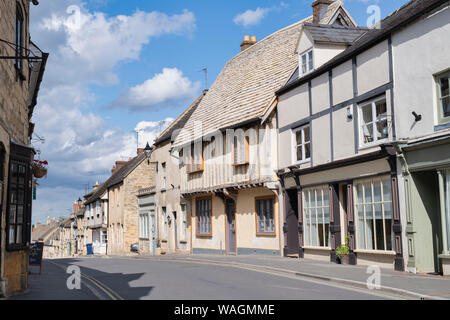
436, 71, 450, 124
101, 230, 108, 244
139, 213, 149, 239
300, 49, 314, 75
359, 97, 389, 145
233, 131, 249, 166
7, 143, 33, 249
0, 144, 5, 210
256, 197, 275, 235
161, 162, 166, 189
292, 125, 310, 164
15, 3, 24, 77
303, 187, 330, 247
196, 198, 211, 236
180, 204, 187, 241
186, 143, 204, 173
355, 177, 394, 251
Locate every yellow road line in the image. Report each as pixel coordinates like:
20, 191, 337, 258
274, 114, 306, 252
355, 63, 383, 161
47, 260, 124, 300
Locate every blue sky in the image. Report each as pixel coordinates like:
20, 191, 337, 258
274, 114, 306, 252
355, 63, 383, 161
29, 0, 409, 223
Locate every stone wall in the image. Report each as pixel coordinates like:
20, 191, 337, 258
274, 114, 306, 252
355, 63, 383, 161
0, 0, 33, 297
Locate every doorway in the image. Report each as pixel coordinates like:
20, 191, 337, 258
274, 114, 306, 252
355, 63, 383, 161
225, 199, 236, 255
286, 189, 299, 256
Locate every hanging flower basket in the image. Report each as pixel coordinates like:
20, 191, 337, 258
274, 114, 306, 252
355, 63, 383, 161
32, 160, 48, 178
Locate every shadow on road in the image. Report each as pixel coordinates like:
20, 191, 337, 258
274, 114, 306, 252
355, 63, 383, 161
10, 258, 153, 300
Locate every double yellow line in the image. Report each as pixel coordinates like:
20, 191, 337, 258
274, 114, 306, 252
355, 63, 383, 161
47, 260, 124, 300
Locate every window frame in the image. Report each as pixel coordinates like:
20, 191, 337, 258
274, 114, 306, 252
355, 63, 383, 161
161, 162, 167, 190
196, 197, 212, 237
291, 124, 311, 165
186, 142, 204, 174
353, 176, 395, 253
6, 143, 33, 251
302, 185, 331, 248
232, 132, 249, 166
162, 206, 167, 239
139, 212, 149, 240
436, 70, 450, 125
358, 95, 389, 148
300, 48, 314, 76
15, 2, 26, 80
255, 196, 276, 236
180, 203, 187, 241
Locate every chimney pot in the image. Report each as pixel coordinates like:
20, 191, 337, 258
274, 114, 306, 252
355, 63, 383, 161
240, 35, 257, 52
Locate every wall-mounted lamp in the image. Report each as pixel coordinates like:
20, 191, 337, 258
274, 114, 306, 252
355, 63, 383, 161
412, 111, 422, 122
346, 107, 353, 120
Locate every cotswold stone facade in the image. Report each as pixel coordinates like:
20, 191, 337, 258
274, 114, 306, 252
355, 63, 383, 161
107, 153, 156, 255
0, 0, 47, 297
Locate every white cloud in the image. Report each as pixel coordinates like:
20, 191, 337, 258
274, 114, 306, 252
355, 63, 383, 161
112, 68, 201, 110
32, 3, 196, 85
135, 118, 175, 147
233, 7, 271, 27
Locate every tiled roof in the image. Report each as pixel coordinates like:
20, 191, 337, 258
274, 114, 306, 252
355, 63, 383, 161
304, 23, 368, 44
277, 0, 448, 95
84, 151, 150, 204
173, 4, 344, 147
154, 90, 207, 145
32, 222, 59, 242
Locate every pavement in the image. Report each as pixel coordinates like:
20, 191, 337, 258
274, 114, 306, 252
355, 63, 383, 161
7, 254, 450, 300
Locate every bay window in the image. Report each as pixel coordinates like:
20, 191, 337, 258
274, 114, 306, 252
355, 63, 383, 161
359, 97, 389, 146
436, 71, 450, 124
355, 177, 394, 251
292, 124, 311, 164
303, 186, 330, 247
196, 198, 211, 236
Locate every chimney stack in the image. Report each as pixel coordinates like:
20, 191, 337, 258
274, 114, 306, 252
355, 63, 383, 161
111, 161, 128, 174
240, 35, 257, 52
312, 0, 334, 24
137, 148, 144, 155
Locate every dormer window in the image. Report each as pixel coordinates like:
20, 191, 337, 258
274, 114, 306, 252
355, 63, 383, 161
300, 49, 314, 75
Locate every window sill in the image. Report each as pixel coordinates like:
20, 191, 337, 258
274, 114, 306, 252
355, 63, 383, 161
434, 122, 450, 131
196, 234, 212, 238
232, 162, 249, 167
187, 169, 204, 174
256, 232, 276, 237
358, 139, 390, 152
354, 249, 396, 256
291, 159, 310, 166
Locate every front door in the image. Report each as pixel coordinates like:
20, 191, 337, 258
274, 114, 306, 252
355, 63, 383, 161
286, 189, 299, 256
150, 211, 156, 255
226, 199, 236, 255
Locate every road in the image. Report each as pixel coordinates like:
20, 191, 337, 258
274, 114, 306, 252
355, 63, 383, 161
10, 256, 406, 300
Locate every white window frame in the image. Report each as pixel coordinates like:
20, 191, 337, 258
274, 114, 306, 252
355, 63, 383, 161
436, 70, 450, 125
354, 176, 395, 253
291, 124, 311, 165
139, 212, 149, 240
302, 186, 331, 248
300, 48, 314, 75
358, 96, 389, 148
101, 230, 108, 244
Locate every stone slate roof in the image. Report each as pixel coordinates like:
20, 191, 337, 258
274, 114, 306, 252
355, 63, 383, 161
84, 151, 150, 204
277, 0, 448, 95
172, 3, 345, 147
304, 23, 368, 44
154, 90, 208, 146
32, 221, 59, 242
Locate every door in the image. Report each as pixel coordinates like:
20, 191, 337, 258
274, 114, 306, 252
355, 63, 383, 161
226, 199, 236, 255
173, 211, 178, 250
150, 211, 156, 255
286, 189, 299, 256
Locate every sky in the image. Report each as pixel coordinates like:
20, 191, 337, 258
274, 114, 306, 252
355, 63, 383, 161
29, 0, 410, 224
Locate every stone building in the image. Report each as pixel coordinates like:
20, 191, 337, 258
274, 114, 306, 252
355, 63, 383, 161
0, 0, 47, 297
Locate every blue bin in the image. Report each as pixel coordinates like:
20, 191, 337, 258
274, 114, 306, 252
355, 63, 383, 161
86, 243, 93, 255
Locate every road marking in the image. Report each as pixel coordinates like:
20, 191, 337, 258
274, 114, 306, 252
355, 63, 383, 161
47, 260, 124, 300
114, 257, 404, 300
